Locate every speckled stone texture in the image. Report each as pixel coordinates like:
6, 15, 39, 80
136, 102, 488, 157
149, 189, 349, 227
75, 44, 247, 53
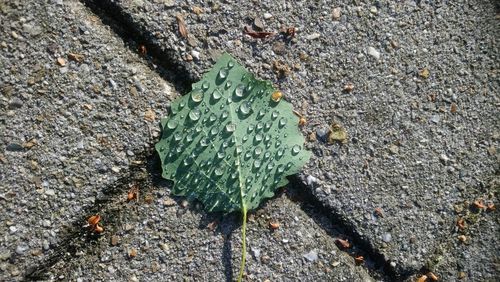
0, 0, 173, 280
80, 0, 499, 279
0, 0, 376, 281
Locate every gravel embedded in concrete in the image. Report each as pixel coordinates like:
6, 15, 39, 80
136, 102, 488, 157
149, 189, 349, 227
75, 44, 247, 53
88, 0, 500, 277
0, 0, 173, 280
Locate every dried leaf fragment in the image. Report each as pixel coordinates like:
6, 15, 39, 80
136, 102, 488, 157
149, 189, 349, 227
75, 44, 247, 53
328, 122, 348, 144
57, 57, 66, 66
419, 68, 430, 79
374, 207, 384, 217
144, 109, 156, 122
68, 52, 84, 62
268, 220, 280, 230
207, 220, 218, 231
427, 272, 439, 281
87, 214, 101, 226
293, 110, 306, 126
343, 83, 354, 92
127, 184, 139, 202
486, 202, 495, 211
129, 248, 138, 258
192, 6, 203, 15
94, 225, 104, 233
23, 139, 37, 149
450, 103, 457, 113
473, 199, 485, 209
417, 275, 428, 282
354, 255, 364, 265
243, 25, 275, 39
458, 235, 467, 243
176, 14, 188, 38
335, 238, 351, 249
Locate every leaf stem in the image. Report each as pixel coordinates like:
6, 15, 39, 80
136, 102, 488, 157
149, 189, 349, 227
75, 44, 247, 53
237, 206, 247, 282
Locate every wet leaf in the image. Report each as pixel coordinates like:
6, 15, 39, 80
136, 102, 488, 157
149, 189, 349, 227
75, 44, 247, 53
156, 53, 310, 212
155, 53, 310, 281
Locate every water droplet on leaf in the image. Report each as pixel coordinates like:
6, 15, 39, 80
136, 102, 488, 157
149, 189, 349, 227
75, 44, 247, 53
212, 89, 222, 100
191, 89, 204, 102
255, 133, 263, 142
235, 84, 245, 97
202, 81, 210, 90
239, 101, 252, 115
253, 160, 261, 168
166, 119, 178, 129
218, 68, 229, 80
271, 111, 279, 120
226, 123, 236, 133
279, 117, 287, 127
189, 109, 201, 121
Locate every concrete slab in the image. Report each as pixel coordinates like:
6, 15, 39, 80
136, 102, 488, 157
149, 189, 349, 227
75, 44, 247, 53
0, 0, 173, 280
84, 0, 500, 278
0, 0, 375, 281
38, 166, 374, 281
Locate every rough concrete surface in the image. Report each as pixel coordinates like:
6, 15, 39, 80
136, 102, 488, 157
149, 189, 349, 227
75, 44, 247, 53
0, 0, 173, 280
1, 0, 378, 281
79, 0, 500, 280
43, 165, 374, 281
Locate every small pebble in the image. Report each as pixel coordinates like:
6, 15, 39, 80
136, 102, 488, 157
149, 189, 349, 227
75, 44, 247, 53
332, 7, 341, 20
250, 247, 261, 260
306, 175, 319, 186
42, 220, 52, 227
8, 98, 23, 109
191, 50, 200, 60
303, 249, 318, 262
430, 115, 440, 124
42, 240, 50, 250
45, 189, 56, 196
382, 233, 392, 242
315, 127, 329, 142
440, 154, 449, 164
306, 33, 321, 40
263, 13, 273, 19
254, 17, 264, 30
388, 144, 399, 154
367, 46, 380, 60
15, 244, 29, 255
9, 226, 17, 234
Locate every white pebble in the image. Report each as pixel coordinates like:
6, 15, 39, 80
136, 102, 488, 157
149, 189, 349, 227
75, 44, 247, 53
263, 13, 273, 19
306, 175, 319, 186
45, 189, 56, 196
303, 249, 318, 262
306, 33, 321, 40
367, 46, 380, 60
191, 50, 200, 60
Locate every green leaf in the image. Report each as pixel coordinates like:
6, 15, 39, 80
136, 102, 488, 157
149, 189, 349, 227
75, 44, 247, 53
155, 53, 311, 280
